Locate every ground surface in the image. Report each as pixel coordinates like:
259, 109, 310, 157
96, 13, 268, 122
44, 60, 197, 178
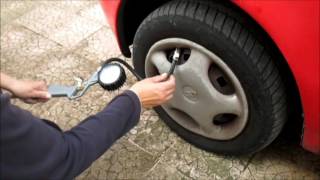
1, 1, 319, 179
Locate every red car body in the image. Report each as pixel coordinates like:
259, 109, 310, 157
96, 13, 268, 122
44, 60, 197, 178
100, 0, 320, 154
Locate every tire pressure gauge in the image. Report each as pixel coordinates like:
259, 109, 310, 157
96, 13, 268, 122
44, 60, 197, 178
98, 63, 126, 91
48, 53, 178, 100
48, 61, 127, 99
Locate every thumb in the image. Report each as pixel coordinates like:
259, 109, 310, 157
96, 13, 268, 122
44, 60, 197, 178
33, 91, 51, 99
151, 73, 168, 82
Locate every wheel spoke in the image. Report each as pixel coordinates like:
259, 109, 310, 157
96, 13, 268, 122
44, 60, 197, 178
165, 93, 213, 129
149, 51, 171, 74
166, 90, 242, 135
178, 48, 211, 77
203, 92, 243, 117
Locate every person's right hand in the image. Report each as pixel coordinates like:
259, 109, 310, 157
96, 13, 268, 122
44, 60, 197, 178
130, 73, 176, 108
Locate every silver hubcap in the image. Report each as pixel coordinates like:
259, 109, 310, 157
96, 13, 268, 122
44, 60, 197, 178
145, 38, 248, 140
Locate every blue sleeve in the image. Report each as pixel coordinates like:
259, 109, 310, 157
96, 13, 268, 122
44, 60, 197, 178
0, 90, 141, 180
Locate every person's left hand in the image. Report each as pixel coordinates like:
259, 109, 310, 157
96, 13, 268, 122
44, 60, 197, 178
10, 79, 51, 104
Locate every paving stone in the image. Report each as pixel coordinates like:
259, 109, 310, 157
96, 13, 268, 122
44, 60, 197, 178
40, 0, 97, 14
127, 111, 178, 157
145, 162, 189, 180
148, 139, 252, 179
77, 2, 108, 26
16, 4, 103, 47
0, 24, 62, 79
246, 138, 320, 179
76, 139, 157, 180
0, 0, 38, 28
74, 26, 121, 61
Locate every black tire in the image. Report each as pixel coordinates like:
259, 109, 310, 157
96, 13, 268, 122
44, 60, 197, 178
133, 0, 287, 155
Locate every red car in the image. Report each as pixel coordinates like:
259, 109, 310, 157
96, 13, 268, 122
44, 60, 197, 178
101, 0, 319, 155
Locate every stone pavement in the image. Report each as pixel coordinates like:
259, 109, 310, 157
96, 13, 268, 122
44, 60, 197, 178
1, 1, 319, 179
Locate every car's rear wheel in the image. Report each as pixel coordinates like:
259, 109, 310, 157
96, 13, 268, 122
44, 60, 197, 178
133, 0, 287, 155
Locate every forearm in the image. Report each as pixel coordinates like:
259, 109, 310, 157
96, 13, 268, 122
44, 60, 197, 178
62, 90, 141, 176
1, 90, 141, 179
0, 72, 18, 92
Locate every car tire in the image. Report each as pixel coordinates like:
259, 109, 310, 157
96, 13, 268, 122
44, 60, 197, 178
133, 0, 287, 155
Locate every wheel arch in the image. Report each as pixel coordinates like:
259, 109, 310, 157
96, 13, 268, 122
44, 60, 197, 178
117, 0, 171, 57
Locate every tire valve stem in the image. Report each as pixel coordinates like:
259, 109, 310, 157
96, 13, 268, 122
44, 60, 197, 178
166, 48, 181, 80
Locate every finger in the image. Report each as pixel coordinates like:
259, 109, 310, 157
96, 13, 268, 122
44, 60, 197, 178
168, 75, 175, 84
150, 73, 168, 82
34, 81, 48, 91
168, 77, 176, 90
38, 98, 49, 103
149, 74, 165, 82
162, 75, 175, 84
159, 76, 176, 90
23, 98, 38, 104
40, 81, 48, 91
163, 90, 174, 102
163, 85, 175, 94
143, 104, 154, 109
32, 91, 51, 99
166, 88, 176, 96
144, 101, 160, 108
29, 97, 49, 103
165, 94, 174, 101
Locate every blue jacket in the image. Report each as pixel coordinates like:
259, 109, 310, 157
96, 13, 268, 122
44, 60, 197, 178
0, 90, 141, 179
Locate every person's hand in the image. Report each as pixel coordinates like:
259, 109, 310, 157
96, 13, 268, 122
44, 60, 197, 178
130, 73, 176, 108
9, 79, 51, 104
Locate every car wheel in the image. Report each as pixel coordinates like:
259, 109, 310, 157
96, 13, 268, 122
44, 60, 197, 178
133, 0, 287, 155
